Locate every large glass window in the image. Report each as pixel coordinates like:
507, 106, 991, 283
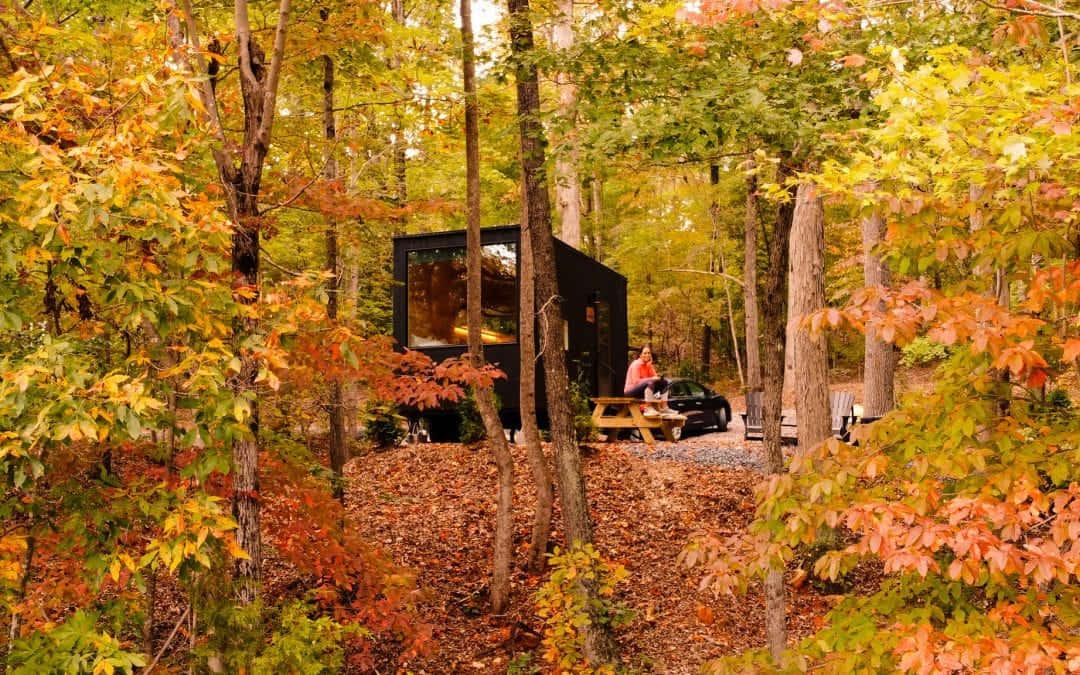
407, 243, 517, 347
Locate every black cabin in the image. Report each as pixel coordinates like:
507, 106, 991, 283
392, 225, 628, 437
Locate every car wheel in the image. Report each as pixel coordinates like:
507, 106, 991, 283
670, 424, 682, 441
715, 409, 728, 432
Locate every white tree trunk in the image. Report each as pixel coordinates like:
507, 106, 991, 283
553, 0, 581, 248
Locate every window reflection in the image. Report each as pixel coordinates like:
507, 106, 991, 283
407, 243, 517, 347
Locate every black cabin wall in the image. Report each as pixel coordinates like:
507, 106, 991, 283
393, 225, 628, 433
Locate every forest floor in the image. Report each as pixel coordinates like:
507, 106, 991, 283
344, 372, 933, 673
345, 439, 857, 674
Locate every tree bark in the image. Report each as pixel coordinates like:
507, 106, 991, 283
789, 182, 831, 447
761, 165, 796, 662
553, 0, 581, 248
322, 9, 347, 504
518, 199, 554, 572
508, 0, 616, 662
860, 198, 896, 418
744, 170, 762, 391
462, 0, 514, 614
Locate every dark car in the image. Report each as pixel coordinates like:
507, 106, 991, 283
665, 378, 731, 437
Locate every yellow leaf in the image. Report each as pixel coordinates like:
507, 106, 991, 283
227, 539, 251, 560
109, 558, 121, 582
93, 660, 114, 675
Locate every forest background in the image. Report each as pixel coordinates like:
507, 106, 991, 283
1, 0, 1078, 672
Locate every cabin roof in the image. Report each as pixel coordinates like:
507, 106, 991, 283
392, 224, 626, 284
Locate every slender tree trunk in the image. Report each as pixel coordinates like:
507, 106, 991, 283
7, 534, 34, 659
710, 166, 743, 387
519, 200, 554, 572
462, 0, 513, 614
860, 196, 896, 418
508, 0, 615, 662
744, 170, 762, 391
717, 245, 743, 388
553, 0, 581, 248
391, 0, 407, 209
321, 10, 348, 504
165, 1, 185, 61
185, 0, 293, 604
789, 182, 831, 447
143, 566, 156, 658
761, 167, 796, 662
591, 177, 603, 261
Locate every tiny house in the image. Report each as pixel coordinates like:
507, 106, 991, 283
392, 225, 628, 439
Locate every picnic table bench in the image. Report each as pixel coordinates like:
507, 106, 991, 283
590, 396, 685, 444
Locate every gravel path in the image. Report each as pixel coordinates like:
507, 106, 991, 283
597, 408, 797, 471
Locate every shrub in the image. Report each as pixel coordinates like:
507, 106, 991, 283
253, 600, 363, 675
360, 399, 405, 448
7, 611, 146, 675
1047, 388, 1072, 410
457, 390, 501, 444
899, 336, 949, 367
569, 377, 599, 442
534, 543, 632, 673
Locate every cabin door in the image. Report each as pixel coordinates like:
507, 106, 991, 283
595, 299, 613, 396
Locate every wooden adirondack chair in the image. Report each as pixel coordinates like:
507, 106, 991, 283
741, 390, 764, 441
741, 391, 797, 442
830, 390, 856, 440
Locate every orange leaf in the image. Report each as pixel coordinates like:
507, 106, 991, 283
840, 54, 866, 67
696, 604, 715, 625
1063, 338, 1080, 362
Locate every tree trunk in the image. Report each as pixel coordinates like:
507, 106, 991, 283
186, 0, 293, 604
761, 166, 796, 663
710, 166, 743, 388
593, 177, 603, 261
553, 0, 581, 248
519, 200, 554, 572
744, 170, 762, 391
7, 535, 34, 660
507, 0, 615, 662
860, 199, 896, 418
143, 566, 156, 658
789, 182, 831, 447
322, 9, 347, 504
462, 0, 514, 614
391, 0, 407, 209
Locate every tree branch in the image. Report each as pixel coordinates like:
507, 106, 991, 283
659, 267, 745, 287
256, 0, 293, 149
143, 606, 190, 675
974, 0, 1080, 20
260, 248, 304, 277
234, 0, 261, 100
180, 0, 227, 143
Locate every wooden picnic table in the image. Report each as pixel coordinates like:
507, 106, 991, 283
590, 396, 685, 444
